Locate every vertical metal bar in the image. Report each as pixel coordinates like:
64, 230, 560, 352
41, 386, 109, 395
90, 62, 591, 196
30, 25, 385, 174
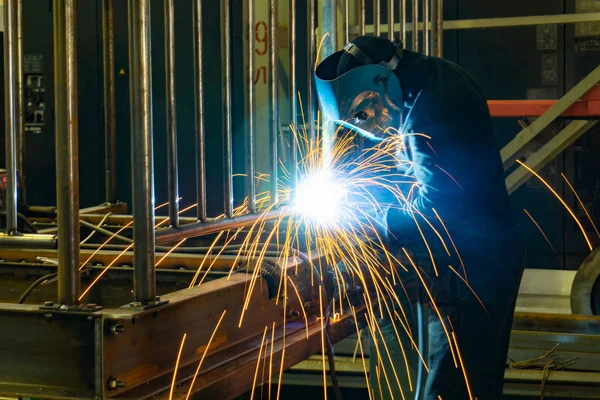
4, 0, 18, 234
103, 0, 117, 204
388, 0, 394, 39
412, 0, 419, 51
244, 0, 256, 212
434, 0, 443, 57
16, 0, 25, 205
430, 0, 437, 56
268, 0, 279, 204
423, 0, 429, 54
359, 0, 365, 36
53, 0, 80, 304
289, 0, 297, 188
399, 0, 406, 46
165, 0, 179, 227
221, 0, 234, 218
192, 0, 207, 222
307, 0, 316, 143
343, 0, 349, 44
321, 0, 336, 59
128, 0, 156, 303
374, 0, 381, 36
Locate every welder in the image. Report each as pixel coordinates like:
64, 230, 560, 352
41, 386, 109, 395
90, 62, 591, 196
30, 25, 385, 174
315, 35, 524, 400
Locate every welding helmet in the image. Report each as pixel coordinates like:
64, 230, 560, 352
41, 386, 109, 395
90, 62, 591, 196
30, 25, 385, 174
314, 37, 404, 141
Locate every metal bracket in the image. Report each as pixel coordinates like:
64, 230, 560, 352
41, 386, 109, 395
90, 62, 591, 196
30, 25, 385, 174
121, 297, 169, 311
39, 302, 104, 314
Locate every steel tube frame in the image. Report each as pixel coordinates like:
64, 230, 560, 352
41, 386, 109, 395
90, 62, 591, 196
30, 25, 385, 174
423, 0, 429, 54
165, 0, 180, 227
342, 0, 349, 44
289, 0, 298, 188
307, 0, 316, 142
4, 0, 19, 234
53, 0, 81, 305
412, 0, 419, 51
221, 0, 234, 218
244, 0, 256, 213
192, 0, 207, 222
387, 0, 394, 39
16, 0, 25, 205
268, 0, 279, 204
128, 0, 156, 304
399, 0, 406, 46
359, 0, 365, 36
102, 0, 117, 204
374, 0, 381, 36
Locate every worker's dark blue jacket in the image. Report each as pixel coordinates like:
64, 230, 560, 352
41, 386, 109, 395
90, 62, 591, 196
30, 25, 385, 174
385, 50, 522, 288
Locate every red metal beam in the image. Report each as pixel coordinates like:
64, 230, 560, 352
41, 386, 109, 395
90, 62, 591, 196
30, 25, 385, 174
488, 85, 600, 117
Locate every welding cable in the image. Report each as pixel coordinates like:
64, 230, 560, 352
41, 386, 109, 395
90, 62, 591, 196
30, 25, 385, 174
80, 213, 112, 244
17, 272, 58, 304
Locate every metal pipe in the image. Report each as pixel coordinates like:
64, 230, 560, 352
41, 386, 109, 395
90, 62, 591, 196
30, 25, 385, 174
102, 0, 117, 204
4, 0, 18, 234
289, 0, 297, 188
221, 0, 234, 218
156, 210, 284, 244
192, 0, 207, 222
343, 0, 349, 44
16, 0, 25, 205
359, 0, 365, 36
53, 0, 80, 304
128, 0, 156, 303
388, 0, 394, 39
423, 0, 429, 54
307, 0, 316, 142
244, 0, 256, 213
434, 0, 443, 57
399, 0, 406, 46
268, 0, 279, 204
374, 0, 381, 36
412, 0, 419, 51
165, 0, 180, 227
0, 233, 57, 249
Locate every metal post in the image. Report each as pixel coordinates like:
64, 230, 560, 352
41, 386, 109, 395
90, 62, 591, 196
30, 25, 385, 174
399, 0, 406, 46
423, 0, 429, 54
4, 0, 18, 234
433, 0, 443, 57
359, 0, 365, 36
165, 0, 179, 227
103, 0, 117, 204
374, 0, 381, 36
289, 0, 297, 188
244, 0, 256, 212
343, 0, 349, 44
321, 0, 336, 59
268, 0, 279, 204
192, 0, 207, 222
307, 0, 316, 143
53, 0, 80, 304
16, 0, 25, 205
388, 0, 394, 39
412, 0, 419, 51
221, 0, 233, 218
128, 0, 156, 303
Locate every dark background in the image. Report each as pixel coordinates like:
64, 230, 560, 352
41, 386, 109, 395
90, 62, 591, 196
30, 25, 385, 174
2, 0, 599, 271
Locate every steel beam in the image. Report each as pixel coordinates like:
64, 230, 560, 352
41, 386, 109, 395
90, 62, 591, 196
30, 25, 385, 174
505, 120, 598, 194
243, 0, 256, 213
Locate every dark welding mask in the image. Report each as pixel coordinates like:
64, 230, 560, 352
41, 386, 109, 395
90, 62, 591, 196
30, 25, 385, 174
315, 42, 404, 142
